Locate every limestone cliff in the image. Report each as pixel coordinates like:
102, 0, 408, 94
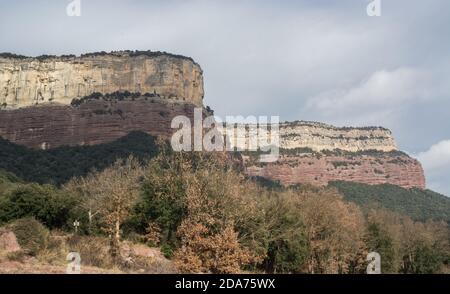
227, 121, 397, 153
279, 121, 397, 152
0, 51, 204, 109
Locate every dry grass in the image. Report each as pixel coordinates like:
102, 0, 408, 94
66, 235, 114, 269
0, 228, 175, 274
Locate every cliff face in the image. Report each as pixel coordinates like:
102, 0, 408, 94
279, 121, 397, 152
0, 51, 426, 190
0, 99, 426, 189
0, 97, 196, 150
245, 151, 426, 189
242, 121, 425, 189
0, 51, 204, 109
227, 121, 397, 153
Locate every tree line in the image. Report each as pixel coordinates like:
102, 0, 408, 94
1, 142, 449, 273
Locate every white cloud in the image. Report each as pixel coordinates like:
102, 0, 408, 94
415, 140, 450, 196
417, 140, 450, 171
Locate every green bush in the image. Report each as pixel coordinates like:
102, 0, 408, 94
9, 218, 49, 256
0, 170, 23, 195
160, 244, 174, 259
0, 183, 79, 229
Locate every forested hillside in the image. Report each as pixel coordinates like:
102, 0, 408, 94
0, 132, 159, 185
330, 181, 450, 223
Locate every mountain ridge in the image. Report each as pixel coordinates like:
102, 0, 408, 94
0, 51, 427, 190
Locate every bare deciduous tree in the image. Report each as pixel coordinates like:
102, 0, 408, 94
68, 157, 144, 261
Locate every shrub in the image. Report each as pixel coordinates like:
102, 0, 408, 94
141, 151, 264, 273
36, 233, 68, 265
144, 222, 162, 247
66, 235, 113, 268
6, 250, 27, 262
0, 53, 28, 59
0, 183, 79, 229
9, 218, 49, 256
160, 244, 174, 259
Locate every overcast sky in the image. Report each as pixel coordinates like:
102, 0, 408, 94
0, 0, 449, 195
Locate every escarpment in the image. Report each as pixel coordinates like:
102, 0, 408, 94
227, 121, 397, 153
278, 121, 397, 152
0, 51, 426, 190
244, 149, 426, 189
0, 51, 204, 109
238, 121, 425, 189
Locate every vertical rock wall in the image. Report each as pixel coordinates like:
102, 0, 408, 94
0, 52, 204, 109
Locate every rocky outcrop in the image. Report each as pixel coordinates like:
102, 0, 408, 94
0, 96, 197, 150
0, 51, 204, 109
233, 121, 425, 189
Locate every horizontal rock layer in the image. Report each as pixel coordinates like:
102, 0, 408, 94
245, 151, 426, 189
0, 51, 204, 109
226, 121, 397, 153
240, 122, 424, 189
279, 121, 397, 152
0, 97, 196, 150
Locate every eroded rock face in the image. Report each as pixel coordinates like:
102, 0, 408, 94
227, 121, 397, 153
0, 97, 197, 150
279, 121, 397, 152
0, 51, 204, 109
0, 99, 427, 189
230, 121, 425, 189
245, 151, 426, 189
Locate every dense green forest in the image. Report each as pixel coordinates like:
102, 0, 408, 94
0, 132, 159, 185
330, 181, 450, 223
